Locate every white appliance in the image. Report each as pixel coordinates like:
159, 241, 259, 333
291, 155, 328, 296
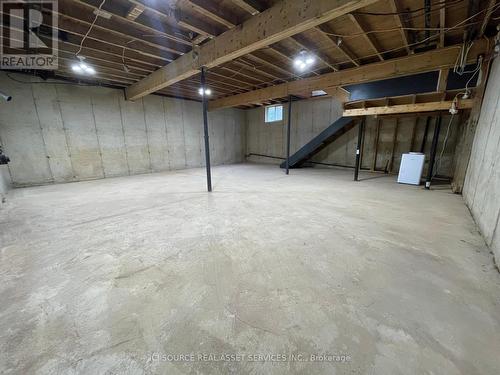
398, 152, 425, 185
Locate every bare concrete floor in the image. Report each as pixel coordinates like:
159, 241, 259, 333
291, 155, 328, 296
1, 163, 500, 374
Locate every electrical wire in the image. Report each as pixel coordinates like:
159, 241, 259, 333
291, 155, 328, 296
464, 59, 482, 93
453, 40, 475, 75
121, 40, 136, 72
354, 0, 466, 24
353, 0, 463, 16
323, 2, 500, 40
7, 0, 497, 96
75, 0, 107, 57
320, 21, 483, 39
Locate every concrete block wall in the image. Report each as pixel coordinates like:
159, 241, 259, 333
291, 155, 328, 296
0, 73, 245, 186
246, 96, 461, 177
463, 56, 500, 266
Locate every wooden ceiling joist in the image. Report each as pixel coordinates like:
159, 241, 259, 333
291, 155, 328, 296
68, 0, 191, 48
124, 0, 378, 101
6, 0, 493, 104
186, 0, 237, 29
315, 24, 361, 67
208, 40, 488, 110
289, 34, 338, 72
229, 0, 262, 15
347, 14, 384, 61
389, 0, 411, 54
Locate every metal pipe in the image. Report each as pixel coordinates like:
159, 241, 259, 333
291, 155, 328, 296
285, 95, 292, 175
372, 118, 380, 171
420, 116, 431, 153
201, 67, 212, 192
425, 115, 442, 189
354, 117, 365, 181
247, 153, 284, 160
246, 153, 391, 174
0, 91, 12, 102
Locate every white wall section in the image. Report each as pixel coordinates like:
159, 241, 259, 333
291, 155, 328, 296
0, 73, 245, 186
463, 57, 500, 266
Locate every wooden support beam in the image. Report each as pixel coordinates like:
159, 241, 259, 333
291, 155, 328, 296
342, 100, 473, 116
436, 68, 449, 92
227, 0, 337, 73
128, 0, 289, 90
324, 87, 350, 102
208, 40, 487, 110
187, 0, 323, 77
125, 0, 377, 100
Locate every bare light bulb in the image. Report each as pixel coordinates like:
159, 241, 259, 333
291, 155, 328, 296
293, 50, 316, 72
72, 56, 96, 75
198, 87, 211, 96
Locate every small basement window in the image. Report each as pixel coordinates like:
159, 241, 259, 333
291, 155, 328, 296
265, 104, 283, 123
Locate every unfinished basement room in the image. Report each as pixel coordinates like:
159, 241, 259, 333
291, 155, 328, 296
1, 0, 500, 374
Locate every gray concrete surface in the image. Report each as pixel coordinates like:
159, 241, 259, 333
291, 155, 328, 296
0, 73, 245, 186
1, 163, 499, 375
0, 164, 10, 203
463, 57, 500, 267
246, 97, 460, 176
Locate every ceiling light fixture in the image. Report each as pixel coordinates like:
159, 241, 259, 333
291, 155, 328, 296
198, 87, 211, 96
72, 56, 96, 75
293, 50, 316, 72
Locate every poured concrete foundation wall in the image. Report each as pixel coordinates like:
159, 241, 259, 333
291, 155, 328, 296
246, 97, 461, 177
463, 57, 500, 265
0, 165, 10, 203
0, 73, 245, 186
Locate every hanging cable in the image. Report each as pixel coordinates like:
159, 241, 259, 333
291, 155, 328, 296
464, 57, 483, 95
353, 0, 463, 17
75, 0, 106, 57
322, 2, 500, 40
